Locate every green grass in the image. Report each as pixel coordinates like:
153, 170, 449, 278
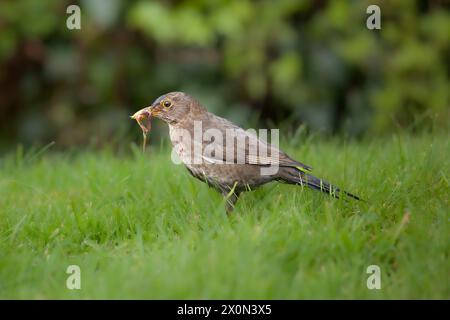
0, 132, 448, 299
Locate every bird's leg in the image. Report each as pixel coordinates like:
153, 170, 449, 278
221, 182, 241, 214
222, 184, 241, 215
223, 190, 240, 215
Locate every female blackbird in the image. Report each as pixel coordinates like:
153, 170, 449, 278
132, 92, 359, 213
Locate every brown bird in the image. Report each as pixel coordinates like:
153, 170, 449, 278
132, 92, 359, 213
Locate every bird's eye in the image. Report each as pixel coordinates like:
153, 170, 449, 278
163, 100, 172, 108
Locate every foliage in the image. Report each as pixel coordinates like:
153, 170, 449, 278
0, 0, 448, 148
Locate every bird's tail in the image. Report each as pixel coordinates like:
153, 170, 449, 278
279, 167, 360, 200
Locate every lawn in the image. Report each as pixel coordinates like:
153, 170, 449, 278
0, 132, 448, 299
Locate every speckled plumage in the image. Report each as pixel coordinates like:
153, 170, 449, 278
132, 92, 359, 213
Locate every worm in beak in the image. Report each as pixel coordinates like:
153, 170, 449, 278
131, 108, 152, 152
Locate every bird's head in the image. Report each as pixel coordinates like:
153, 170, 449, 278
131, 92, 194, 131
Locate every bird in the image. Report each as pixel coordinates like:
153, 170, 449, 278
131, 92, 360, 214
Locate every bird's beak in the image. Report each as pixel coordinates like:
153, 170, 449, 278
130, 106, 153, 134
130, 106, 152, 120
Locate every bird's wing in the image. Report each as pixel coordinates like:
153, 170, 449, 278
199, 114, 312, 171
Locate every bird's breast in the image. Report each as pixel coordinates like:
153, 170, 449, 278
168, 124, 201, 165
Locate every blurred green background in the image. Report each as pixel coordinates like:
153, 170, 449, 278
0, 0, 448, 151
